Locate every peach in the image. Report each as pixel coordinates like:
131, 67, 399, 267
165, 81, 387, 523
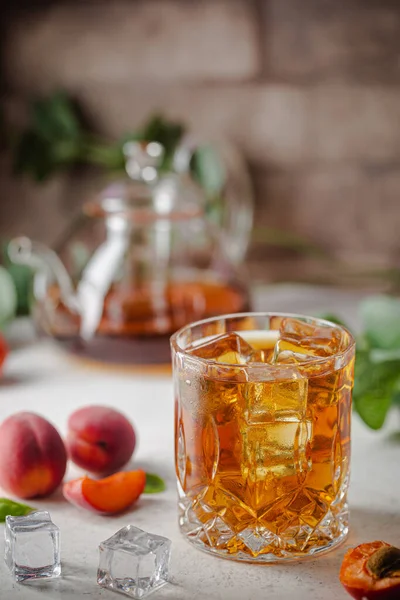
66, 406, 136, 474
63, 470, 146, 514
0, 333, 8, 374
0, 412, 67, 498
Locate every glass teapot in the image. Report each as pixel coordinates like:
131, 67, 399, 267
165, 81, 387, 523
9, 142, 252, 366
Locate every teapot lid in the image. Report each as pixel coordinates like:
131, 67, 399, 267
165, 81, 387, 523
85, 141, 205, 223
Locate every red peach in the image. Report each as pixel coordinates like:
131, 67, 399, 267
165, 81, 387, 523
0, 412, 67, 498
0, 334, 8, 373
66, 406, 136, 475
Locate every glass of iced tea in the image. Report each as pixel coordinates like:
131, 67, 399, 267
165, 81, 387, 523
171, 313, 355, 562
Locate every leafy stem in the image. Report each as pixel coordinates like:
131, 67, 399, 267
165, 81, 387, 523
322, 295, 400, 430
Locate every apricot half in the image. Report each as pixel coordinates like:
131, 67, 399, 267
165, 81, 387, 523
63, 470, 146, 514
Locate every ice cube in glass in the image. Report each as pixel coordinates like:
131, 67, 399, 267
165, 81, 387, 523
277, 317, 343, 357
97, 525, 171, 599
244, 370, 308, 423
4, 510, 61, 583
187, 332, 256, 364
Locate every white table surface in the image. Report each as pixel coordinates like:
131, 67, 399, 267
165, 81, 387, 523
1, 284, 399, 600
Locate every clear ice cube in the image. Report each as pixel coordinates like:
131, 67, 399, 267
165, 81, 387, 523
277, 317, 342, 357
244, 369, 308, 423
272, 347, 318, 366
188, 333, 255, 364
241, 420, 312, 483
97, 525, 171, 599
4, 510, 61, 583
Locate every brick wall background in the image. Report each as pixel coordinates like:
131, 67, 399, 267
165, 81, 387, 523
1, 0, 400, 283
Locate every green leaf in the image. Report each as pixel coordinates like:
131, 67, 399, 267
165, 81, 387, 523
13, 91, 85, 181
191, 145, 225, 196
0, 265, 17, 328
353, 350, 400, 429
370, 348, 400, 363
1, 240, 33, 315
391, 377, 400, 406
6, 265, 33, 316
356, 334, 371, 353
0, 498, 35, 522
32, 91, 80, 142
84, 138, 126, 171
140, 115, 185, 160
392, 391, 400, 406
122, 114, 186, 172
354, 388, 393, 430
13, 130, 54, 181
360, 295, 400, 350
144, 473, 166, 494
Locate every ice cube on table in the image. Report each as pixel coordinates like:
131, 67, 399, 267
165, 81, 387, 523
188, 333, 256, 364
277, 317, 342, 357
97, 525, 171, 599
4, 510, 61, 583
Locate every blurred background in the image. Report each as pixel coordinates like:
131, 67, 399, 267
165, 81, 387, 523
1, 0, 400, 287
0, 0, 400, 432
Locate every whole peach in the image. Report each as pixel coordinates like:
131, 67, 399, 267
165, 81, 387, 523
0, 412, 67, 498
66, 406, 136, 474
0, 333, 8, 374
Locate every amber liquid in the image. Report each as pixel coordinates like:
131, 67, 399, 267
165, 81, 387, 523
47, 280, 249, 365
175, 333, 354, 559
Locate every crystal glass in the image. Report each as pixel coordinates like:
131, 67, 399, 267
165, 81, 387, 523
171, 312, 355, 562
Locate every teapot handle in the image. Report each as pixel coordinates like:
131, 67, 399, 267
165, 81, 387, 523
8, 237, 79, 312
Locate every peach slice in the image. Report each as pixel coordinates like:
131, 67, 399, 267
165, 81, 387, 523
63, 470, 146, 514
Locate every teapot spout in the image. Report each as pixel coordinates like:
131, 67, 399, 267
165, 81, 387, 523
8, 236, 79, 311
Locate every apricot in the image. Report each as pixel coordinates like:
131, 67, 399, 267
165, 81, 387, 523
0, 412, 67, 498
63, 470, 146, 514
66, 406, 136, 474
